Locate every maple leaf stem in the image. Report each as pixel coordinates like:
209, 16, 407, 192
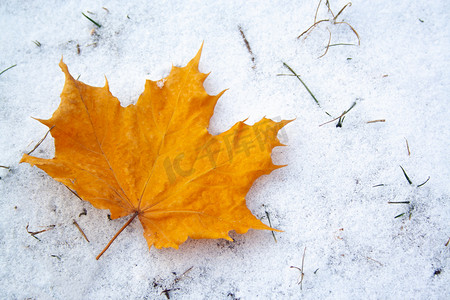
96, 212, 138, 260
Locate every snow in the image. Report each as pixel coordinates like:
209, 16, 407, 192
1, 0, 449, 298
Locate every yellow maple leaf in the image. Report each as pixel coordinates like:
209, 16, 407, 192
21, 46, 290, 259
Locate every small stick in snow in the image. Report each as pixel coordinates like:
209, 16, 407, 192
329, 43, 358, 47
26, 224, 55, 240
336, 115, 345, 127
399, 166, 430, 187
388, 201, 410, 204
318, 28, 332, 58
367, 119, 385, 123
416, 176, 430, 187
82, 12, 102, 28
399, 166, 413, 185
290, 247, 307, 289
281, 63, 326, 113
405, 138, 411, 156
0, 166, 10, 179
238, 25, 256, 69
366, 256, 383, 266
161, 266, 194, 299
395, 204, 415, 219
174, 266, 193, 284
65, 185, 83, 201
0, 64, 17, 76
372, 184, 385, 187
445, 237, 449, 247
27, 125, 55, 155
73, 219, 90, 242
319, 101, 356, 127
263, 205, 277, 243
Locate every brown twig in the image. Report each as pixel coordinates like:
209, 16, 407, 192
334, 2, 352, 19
335, 20, 360, 45
367, 119, 385, 123
445, 237, 450, 247
96, 212, 138, 260
73, 219, 90, 242
405, 138, 411, 156
366, 256, 383, 266
314, 0, 323, 22
238, 25, 256, 69
297, 19, 329, 40
26, 224, 55, 240
27, 125, 55, 155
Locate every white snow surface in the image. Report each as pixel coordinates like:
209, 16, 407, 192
1, 0, 449, 299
